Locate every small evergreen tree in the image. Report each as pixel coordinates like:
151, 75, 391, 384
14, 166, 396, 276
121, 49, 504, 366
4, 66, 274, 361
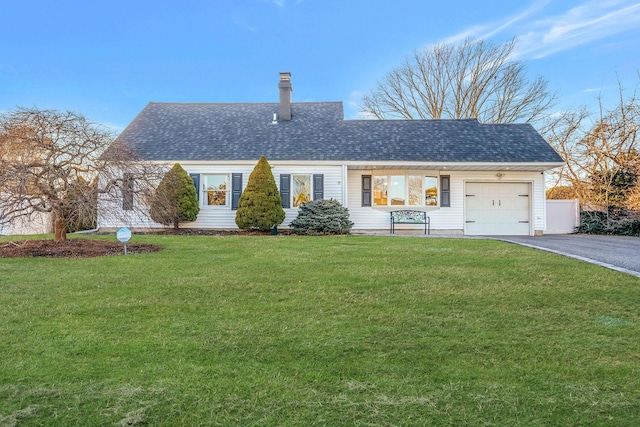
150, 163, 199, 229
235, 156, 285, 231
290, 199, 353, 235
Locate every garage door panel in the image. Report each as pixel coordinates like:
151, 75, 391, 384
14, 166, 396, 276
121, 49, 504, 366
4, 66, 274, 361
465, 182, 531, 236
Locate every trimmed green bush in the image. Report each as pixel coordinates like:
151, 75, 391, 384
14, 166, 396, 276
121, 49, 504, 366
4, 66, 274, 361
150, 163, 200, 229
235, 156, 285, 231
290, 198, 353, 235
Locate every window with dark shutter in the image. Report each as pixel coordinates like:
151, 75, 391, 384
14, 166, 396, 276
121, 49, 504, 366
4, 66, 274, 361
440, 175, 450, 207
231, 173, 242, 210
362, 175, 372, 207
122, 173, 134, 210
189, 174, 200, 202
280, 174, 290, 208
313, 174, 324, 200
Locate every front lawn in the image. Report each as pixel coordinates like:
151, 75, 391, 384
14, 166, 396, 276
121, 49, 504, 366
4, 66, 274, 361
1, 235, 638, 425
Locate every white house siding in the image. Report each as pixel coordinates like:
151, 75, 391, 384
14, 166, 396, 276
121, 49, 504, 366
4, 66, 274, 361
272, 164, 344, 227
347, 169, 460, 232
347, 170, 546, 234
97, 162, 345, 230
182, 163, 344, 229
0, 211, 52, 235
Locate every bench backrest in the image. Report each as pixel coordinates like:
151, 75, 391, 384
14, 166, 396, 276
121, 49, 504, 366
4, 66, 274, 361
391, 210, 427, 223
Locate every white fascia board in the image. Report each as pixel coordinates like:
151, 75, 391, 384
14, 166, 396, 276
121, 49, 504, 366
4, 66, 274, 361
145, 159, 565, 171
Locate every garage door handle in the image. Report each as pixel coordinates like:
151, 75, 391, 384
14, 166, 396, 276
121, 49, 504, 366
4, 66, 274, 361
519, 221, 529, 223
466, 221, 476, 223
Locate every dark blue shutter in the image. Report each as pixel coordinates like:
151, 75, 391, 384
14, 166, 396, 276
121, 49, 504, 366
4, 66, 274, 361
122, 173, 134, 210
313, 174, 324, 200
280, 174, 290, 208
362, 175, 372, 207
440, 175, 450, 207
189, 174, 200, 202
231, 173, 242, 210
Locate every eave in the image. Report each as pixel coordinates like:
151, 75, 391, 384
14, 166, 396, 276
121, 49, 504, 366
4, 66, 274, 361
143, 159, 565, 172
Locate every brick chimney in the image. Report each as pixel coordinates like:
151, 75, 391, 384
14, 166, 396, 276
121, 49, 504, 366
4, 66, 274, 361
278, 72, 292, 121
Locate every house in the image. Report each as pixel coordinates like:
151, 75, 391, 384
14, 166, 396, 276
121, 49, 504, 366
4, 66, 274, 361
0, 209, 52, 236
98, 72, 564, 236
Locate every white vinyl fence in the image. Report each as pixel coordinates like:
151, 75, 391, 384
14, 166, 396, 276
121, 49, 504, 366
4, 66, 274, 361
546, 199, 580, 234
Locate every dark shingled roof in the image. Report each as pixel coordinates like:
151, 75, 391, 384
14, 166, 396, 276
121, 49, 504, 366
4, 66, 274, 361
114, 102, 563, 164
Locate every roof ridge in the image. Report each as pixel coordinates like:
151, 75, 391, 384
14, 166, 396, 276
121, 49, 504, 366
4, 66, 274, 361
146, 101, 342, 106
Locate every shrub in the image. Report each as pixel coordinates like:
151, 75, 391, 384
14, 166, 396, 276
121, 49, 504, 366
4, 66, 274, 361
578, 210, 640, 236
235, 156, 285, 231
577, 211, 608, 234
290, 199, 353, 235
150, 163, 200, 229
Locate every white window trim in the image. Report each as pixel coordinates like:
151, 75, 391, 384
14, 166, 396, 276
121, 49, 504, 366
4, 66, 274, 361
202, 174, 230, 208
372, 173, 439, 208
291, 174, 312, 208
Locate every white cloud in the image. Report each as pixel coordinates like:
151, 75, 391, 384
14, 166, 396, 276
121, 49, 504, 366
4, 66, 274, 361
440, 0, 551, 44
263, 0, 304, 7
232, 15, 259, 32
438, 0, 640, 60
517, 0, 640, 59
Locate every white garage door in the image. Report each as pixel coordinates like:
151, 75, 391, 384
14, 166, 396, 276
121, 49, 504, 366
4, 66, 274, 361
465, 182, 531, 235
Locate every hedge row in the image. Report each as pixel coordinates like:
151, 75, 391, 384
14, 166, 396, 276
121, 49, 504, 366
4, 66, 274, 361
578, 211, 640, 236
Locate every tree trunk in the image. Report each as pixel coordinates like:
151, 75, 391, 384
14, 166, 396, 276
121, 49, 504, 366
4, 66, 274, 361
54, 217, 67, 242
173, 219, 179, 230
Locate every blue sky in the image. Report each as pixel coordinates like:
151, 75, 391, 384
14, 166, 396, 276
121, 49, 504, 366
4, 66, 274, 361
1, 0, 638, 132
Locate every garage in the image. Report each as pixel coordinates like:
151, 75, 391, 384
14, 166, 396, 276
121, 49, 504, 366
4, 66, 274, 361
464, 182, 531, 235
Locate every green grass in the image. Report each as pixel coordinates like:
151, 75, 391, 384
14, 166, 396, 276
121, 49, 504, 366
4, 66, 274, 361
1, 234, 639, 426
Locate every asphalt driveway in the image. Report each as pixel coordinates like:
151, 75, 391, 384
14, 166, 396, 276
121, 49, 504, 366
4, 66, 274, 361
496, 234, 640, 278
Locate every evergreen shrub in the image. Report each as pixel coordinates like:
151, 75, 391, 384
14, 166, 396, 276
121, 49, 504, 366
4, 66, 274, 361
150, 163, 200, 229
235, 156, 285, 231
578, 210, 640, 236
290, 198, 353, 235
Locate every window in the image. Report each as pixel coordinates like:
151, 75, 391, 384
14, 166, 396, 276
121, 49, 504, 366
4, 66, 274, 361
122, 173, 134, 210
204, 175, 229, 206
408, 176, 423, 206
280, 174, 324, 208
372, 174, 439, 207
292, 174, 311, 207
425, 177, 438, 206
373, 176, 388, 206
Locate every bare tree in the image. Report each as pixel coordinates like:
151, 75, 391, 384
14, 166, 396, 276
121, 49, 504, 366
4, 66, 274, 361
360, 38, 556, 125
0, 107, 163, 241
545, 79, 639, 216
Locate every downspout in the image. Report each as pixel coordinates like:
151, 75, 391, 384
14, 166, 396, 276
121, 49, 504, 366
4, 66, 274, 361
73, 227, 100, 234
342, 164, 348, 206
542, 171, 547, 235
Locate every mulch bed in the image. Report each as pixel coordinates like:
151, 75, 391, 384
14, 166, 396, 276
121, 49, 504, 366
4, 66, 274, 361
0, 229, 292, 258
0, 239, 162, 258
